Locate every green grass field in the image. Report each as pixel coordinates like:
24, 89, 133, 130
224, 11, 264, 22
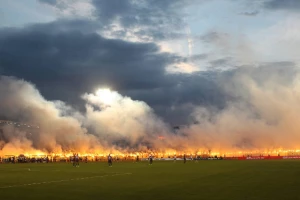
1, 160, 300, 200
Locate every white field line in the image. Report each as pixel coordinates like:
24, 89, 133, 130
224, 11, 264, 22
0, 173, 132, 189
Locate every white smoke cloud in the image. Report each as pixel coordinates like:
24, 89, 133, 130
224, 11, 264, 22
1, 65, 300, 156
0, 77, 172, 155
0, 76, 99, 155
182, 66, 300, 153
82, 88, 171, 150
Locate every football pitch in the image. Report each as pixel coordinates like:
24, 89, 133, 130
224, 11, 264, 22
1, 160, 300, 200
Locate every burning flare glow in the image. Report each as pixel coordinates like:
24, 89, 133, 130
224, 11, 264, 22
2, 149, 300, 159
2, 71, 300, 158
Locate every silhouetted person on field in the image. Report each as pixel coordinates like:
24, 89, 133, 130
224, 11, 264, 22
72, 154, 77, 166
149, 155, 153, 165
75, 154, 79, 167
108, 154, 112, 167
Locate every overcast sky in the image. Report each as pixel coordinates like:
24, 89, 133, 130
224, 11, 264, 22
1, 0, 300, 125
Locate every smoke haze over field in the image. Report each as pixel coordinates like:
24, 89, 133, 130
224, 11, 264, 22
1, 63, 300, 154
1, 0, 300, 155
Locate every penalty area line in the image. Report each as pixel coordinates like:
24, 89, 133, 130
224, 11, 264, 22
0, 173, 132, 189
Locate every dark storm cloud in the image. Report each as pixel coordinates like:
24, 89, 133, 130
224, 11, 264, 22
124, 71, 229, 125
1, 18, 298, 127
0, 20, 229, 124
125, 72, 226, 107
0, 22, 173, 102
264, 0, 300, 10
0, 18, 232, 125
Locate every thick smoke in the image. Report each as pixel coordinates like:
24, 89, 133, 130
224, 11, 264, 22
1, 64, 300, 155
82, 89, 172, 151
0, 76, 99, 155
0, 76, 172, 155
182, 65, 300, 153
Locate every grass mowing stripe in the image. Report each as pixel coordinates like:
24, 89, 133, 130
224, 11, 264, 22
0, 173, 132, 189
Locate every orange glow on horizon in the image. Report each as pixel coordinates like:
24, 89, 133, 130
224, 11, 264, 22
2, 148, 300, 158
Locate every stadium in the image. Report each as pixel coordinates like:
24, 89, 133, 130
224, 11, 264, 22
2, 119, 300, 200
2, 0, 300, 199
